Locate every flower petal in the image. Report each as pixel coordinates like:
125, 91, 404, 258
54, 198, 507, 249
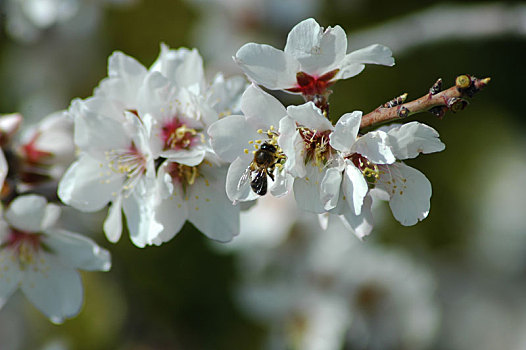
339, 194, 374, 239
103, 196, 123, 243
337, 44, 395, 80
284, 18, 347, 75
5, 195, 60, 232
151, 185, 188, 245
385, 122, 445, 160
377, 163, 432, 226
21, 253, 83, 324
278, 116, 306, 178
150, 44, 205, 93
0, 249, 22, 309
293, 164, 327, 213
241, 84, 287, 128
0, 150, 7, 189
44, 229, 111, 271
188, 166, 239, 242
122, 191, 164, 248
352, 131, 396, 164
226, 156, 259, 203
287, 102, 333, 131
320, 166, 343, 211
342, 161, 369, 215
235, 43, 300, 90
58, 155, 123, 212
208, 114, 259, 163
329, 111, 362, 152
160, 147, 207, 167
270, 171, 293, 197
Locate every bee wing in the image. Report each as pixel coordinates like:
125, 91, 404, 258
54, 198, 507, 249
237, 166, 252, 191
250, 169, 268, 196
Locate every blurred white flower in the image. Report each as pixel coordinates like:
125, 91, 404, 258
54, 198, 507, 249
3, 0, 137, 42
17, 111, 75, 187
0, 194, 111, 324
236, 214, 439, 350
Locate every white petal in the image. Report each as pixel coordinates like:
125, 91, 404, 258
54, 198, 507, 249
58, 155, 123, 212
21, 253, 83, 324
377, 163, 432, 226
44, 230, 111, 271
241, 84, 287, 128
339, 194, 374, 239
269, 171, 293, 197
285, 18, 347, 75
342, 162, 369, 215
108, 51, 147, 80
278, 116, 306, 178
0, 249, 22, 309
152, 183, 188, 245
329, 111, 362, 152
71, 98, 130, 154
122, 191, 164, 248
208, 115, 259, 163
386, 121, 446, 160
226, 156, 259, 203
0, 150, 7, 189
287, 102, 333, 131
188, 166, 239, 242
320, 166, 343, 211
235, 43, 300, 90
337, 44, 395, 80
160, 147, 206, 167
103, 196, 123, 243
352, 131, 396, 164
6, 195, 60, 232
151, 44, 205, 93
95, 51, 147, 106
293, 164, 327, 213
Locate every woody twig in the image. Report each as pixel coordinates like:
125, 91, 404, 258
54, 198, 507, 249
359, 75, 491, 129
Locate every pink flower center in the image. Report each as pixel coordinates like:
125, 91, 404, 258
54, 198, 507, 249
21, 133, 52, 164
106, 143, 147, 194
286, 69, 340, 98
166, 162, 199, 195
161, 117, 200, 151
5, 229, 43, 266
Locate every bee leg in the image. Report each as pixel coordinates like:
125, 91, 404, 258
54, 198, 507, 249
267, 165, 275, 181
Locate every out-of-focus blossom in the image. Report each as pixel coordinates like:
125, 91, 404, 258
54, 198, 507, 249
17, 111, 75, 188
0, 195, 111, 324
3, 0, 137, 42
185, 0, 322, 72
234, 210, 439, 350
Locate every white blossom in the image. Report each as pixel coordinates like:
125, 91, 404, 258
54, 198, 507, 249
235, 18, 394, 97
0, 195, 111, 324
208, 84, 291, 203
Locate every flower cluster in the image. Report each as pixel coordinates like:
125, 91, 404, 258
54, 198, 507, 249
57, 17, 444, 248
0, 16, 454, 324
0, 106, 110, 325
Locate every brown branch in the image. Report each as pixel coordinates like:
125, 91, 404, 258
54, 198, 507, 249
359, 75, 491, 129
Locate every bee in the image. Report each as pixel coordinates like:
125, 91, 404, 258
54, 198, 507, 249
238, 142, 280, 196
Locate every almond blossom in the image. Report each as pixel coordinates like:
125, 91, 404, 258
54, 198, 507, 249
325, 118, 445, 238
208, 84, 290, 203
0, 195, 111, 324
235, 18, 394, 100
